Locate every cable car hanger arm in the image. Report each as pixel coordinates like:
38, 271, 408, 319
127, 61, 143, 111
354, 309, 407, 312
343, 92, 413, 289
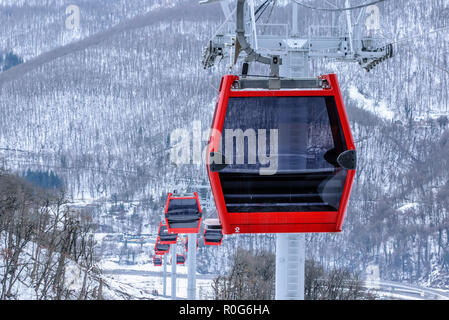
201, 0, 394, 73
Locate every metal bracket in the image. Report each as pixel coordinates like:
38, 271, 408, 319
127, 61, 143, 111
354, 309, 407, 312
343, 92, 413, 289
201, 0, 394, 74
202, 37, 225, 69
235, 77, 325, 90
359, 43, 394, 72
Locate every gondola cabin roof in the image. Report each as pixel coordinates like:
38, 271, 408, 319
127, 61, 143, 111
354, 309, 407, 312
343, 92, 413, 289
164, 192, 202, 234
158, 222, 178, 244
154, 237, 170, 255
207, 74, 356, 234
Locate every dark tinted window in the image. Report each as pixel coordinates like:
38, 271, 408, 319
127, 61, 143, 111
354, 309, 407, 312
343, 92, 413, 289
167, 198, 199, 214
204, 229, 223, 242
154, 258, 162, 265
218, 96, 348, 213
220, 96, 347, 173
156, 242, 169, 251
159, 225, 168, 235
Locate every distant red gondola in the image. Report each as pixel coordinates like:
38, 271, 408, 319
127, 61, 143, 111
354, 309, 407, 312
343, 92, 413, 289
154, 237, 170, 255
158, 221, 178, 244
203, 219, 223, 246
176, 254, 186, 265
153, 255, 163, 266
164, 192, 202, 234
207, 74, 356, 234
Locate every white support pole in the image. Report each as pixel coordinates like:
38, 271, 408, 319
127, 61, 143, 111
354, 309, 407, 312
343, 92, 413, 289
163, 254, 167, 297
187, 233, 197, 300
275, 233, 305, 300
292, 1, 298, 37
345, 0, 354, 54
171, 243, 177, 300
249, 0, 258, 50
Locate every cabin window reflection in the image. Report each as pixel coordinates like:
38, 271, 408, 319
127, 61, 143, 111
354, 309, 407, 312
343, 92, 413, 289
221, 96, 345, 173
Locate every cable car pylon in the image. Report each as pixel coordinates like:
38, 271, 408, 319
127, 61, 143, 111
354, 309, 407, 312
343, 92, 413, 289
200, 0, 394, 300
163, 254, 167, 297
187, 233, 198, 300
171, 242, 177, 300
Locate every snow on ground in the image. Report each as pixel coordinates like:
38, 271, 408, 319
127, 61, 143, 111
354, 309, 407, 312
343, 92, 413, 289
99, 256, 215, 299
397, 202, 419, 212
101, 259, 189, 274
348, 85, 395, 121
102, 272, 214, 300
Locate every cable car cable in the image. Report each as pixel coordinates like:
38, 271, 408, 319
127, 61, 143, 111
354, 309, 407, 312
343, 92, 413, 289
257, 0, 276, 25
388, 26, 449, 45
264, 0, 277, 23
255, 0, 274, 22
255, 0, 271, 16
291, 0, 388, 11
377, 28, 449, 75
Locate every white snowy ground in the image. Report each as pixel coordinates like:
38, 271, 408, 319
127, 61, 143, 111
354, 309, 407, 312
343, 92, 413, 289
348, 85, 395, 121
100, 259, 215, 300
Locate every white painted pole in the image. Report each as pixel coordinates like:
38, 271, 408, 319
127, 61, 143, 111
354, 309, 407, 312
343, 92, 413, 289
163, 254, 167, 297
275, 233, 305, 300
345, 0, 354, 54
292, 1, 298, 37
171, 243, 177, 300
187, 233, 197, 300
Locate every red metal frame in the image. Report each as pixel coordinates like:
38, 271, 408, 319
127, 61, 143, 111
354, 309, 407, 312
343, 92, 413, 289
164, 192, 202, 234
203, 229, 223, 246
206, 74, 356, 234
154, 237, 170, 255
158, 221, 178, 244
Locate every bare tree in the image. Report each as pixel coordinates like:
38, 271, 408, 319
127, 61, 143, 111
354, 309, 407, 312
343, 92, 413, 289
0, 172, 101, 300
305, 260, 376, 300
212, 249, 275, 300
212, 249, 375, 300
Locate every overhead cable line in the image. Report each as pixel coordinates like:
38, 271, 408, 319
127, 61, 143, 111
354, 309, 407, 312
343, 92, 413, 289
291, 0, 387, 11
389, 26, 449, 45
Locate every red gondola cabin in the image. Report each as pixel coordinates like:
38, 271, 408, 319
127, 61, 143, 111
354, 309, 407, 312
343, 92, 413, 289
158, 222, 178, 244
176, 254, 186, 265
153, 255, 163, 266
203, 219, 223, 246
154, 237, 170, 255
207, 74, 356, 234
164, 193, 202, 234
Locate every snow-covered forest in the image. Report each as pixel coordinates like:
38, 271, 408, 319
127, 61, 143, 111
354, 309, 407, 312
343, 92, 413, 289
1, 0, 449, 299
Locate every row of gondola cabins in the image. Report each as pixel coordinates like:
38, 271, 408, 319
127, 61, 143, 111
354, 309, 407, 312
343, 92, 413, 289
153, 192, 223, 266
